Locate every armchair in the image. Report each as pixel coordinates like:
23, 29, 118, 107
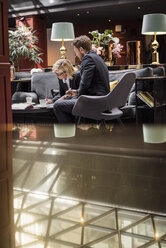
72, 72, 136, 124
12, 72, 59, 104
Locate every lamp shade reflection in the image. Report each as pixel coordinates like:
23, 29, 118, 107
143, 124, 166, 143
54, 124, 76, 138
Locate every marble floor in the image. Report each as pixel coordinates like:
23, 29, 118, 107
12, 123, 166, 248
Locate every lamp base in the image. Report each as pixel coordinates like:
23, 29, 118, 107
151, 33, 159, 64
60, 46, 67, 59
60, 39, 67, 59
152, 51, 159, 64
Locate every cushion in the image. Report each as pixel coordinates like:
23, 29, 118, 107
31, 72, 59, 99
15, 72, 31, 80
12, 91, 38, 104
109, 80, 118, 91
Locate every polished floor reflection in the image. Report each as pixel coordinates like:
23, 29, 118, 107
12, 123, 166, 247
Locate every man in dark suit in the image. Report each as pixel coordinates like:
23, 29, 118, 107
53, 35, 110, 123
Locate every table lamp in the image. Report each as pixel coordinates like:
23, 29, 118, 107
141, 13, 166, 64
51, 22, 75, 59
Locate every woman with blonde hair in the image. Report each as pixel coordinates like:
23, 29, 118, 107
47, 59, 81, 103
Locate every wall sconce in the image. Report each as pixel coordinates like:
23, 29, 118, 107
51, 22, 75, 59
141, 13, 166, 64
115, 25, 122, 32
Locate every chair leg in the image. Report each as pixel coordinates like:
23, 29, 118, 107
75, 116, 81, 125
101, 119, 106, 125
117, 118, 125, 128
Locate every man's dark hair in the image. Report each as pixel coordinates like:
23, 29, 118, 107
73, 35, 92, 51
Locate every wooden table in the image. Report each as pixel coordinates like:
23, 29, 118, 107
12, 105, 57, 124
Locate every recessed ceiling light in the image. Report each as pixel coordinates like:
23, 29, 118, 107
80, 217, 84, 223
86, 11, 90, 14
138, 6, 141, 9
77, 13, 80, 16
108, 19, 111, 22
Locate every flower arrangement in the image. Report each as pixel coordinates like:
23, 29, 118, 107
89, 29, 123, 60
9, 25, 43, 70
112, 43, 123, 59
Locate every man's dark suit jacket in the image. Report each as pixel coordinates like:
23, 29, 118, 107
78, 50, 110, 96
53, 71, 81, 101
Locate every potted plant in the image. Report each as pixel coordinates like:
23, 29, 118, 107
9, 25, 43, 71
89, 29, 123, 63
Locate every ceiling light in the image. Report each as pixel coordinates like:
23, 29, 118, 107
77, 13, 80, 16
108, 19, 111, 22
138, 6, 141, 10
155, 232, 159, 240
80, 217, 84, 223
20, 16, 25, 22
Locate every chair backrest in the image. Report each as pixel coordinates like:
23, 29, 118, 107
105, 72, 136, 110
72, 72, 136, 120
15, 71, 32, 80
31, 72, 59, 99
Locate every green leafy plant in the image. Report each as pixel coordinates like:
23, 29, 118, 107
89, 29, 115, 47
9, 25, 43, 69
89, 29, 123, 61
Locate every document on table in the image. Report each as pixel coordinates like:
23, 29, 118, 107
12, 103, 34, 110
33, 103, 54, 109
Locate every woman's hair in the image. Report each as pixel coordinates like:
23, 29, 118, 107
73, 35, 92, 51
52, 59, 75, 79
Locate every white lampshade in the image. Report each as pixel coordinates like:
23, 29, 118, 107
51, 22, 75, 41
141, 13, 166, 35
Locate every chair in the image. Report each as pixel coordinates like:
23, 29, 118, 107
72, 72, 136, 124
12, 72, 59, 103
152, 66, 165, 76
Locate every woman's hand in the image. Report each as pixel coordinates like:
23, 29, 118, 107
66, 89, 78, 97
46, 99, 53, 104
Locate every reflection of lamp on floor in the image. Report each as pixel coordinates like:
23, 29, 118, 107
51, 22, 75, 59
143, 124, 166, 143
141, 13, 166, 64
54, 124, 76, 138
